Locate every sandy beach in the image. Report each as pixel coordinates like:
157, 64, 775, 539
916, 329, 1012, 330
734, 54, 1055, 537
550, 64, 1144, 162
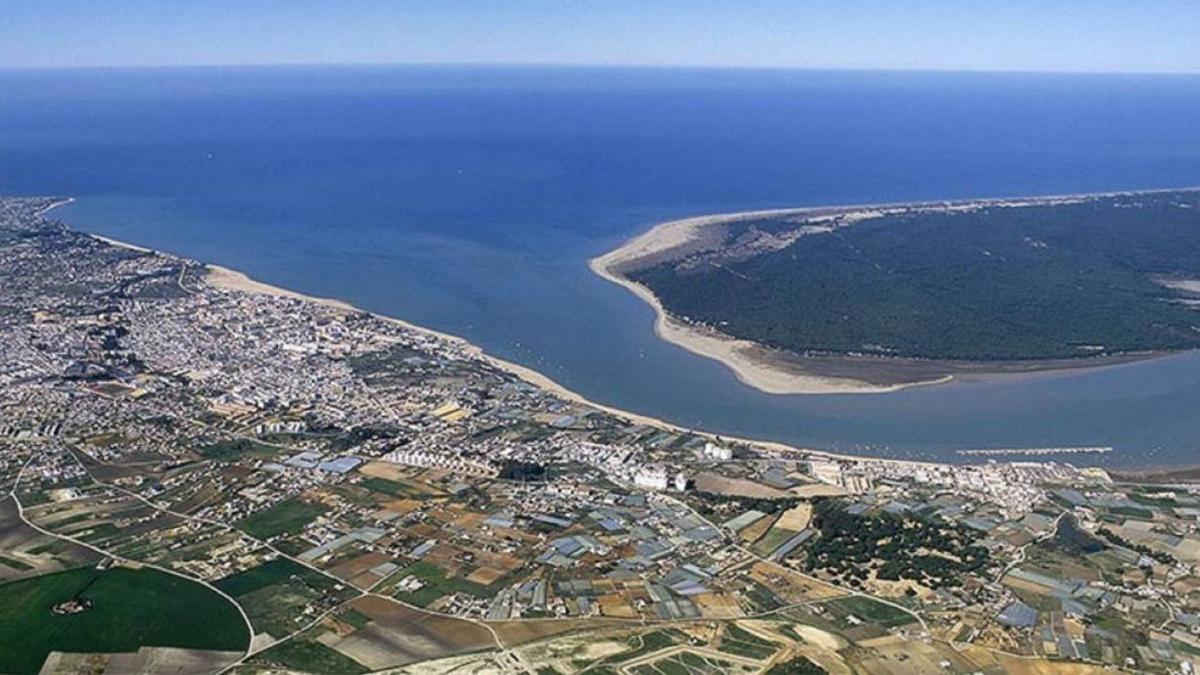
77, 222, 941, 470
206, 267, 769, 447
205, 248, 944, 466
590, 210, 948, 394
590, 253, 928, 394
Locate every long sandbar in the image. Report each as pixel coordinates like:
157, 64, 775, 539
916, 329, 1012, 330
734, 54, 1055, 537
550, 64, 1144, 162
590, 207, 951, 394
591, 188, 1197, 395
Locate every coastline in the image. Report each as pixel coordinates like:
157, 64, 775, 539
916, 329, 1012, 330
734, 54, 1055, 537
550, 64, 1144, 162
65, 213, 943, 470
589, 206, 954, 394
590, 187, 1200, 396
589, 252, 938, 395
201, 264, 639, 420
42, 194, 1194, 474
202, 264, 943, 467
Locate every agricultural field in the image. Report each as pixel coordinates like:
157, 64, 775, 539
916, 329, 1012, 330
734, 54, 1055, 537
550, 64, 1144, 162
235, 497, 329, 540
717, 623, 782, 660
251, 595, 497, 671
0, 565, 249, 674
214, 557, 355, 638
0, 496, 99, 582
252, 635, 371, 675
825, 597, 918, 629
386, 559, 494, 607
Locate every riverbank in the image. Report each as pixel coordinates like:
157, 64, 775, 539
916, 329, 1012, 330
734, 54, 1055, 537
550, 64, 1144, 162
591, 188, 1196, 395
204, 260, 947, 467
590, 206, 919, 394
77, 219, 946, 471
43, 195, 1197, 472
590, 242, 949, 395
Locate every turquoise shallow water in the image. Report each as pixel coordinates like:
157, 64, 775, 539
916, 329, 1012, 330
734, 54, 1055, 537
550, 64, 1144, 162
3, 65, 1200, 467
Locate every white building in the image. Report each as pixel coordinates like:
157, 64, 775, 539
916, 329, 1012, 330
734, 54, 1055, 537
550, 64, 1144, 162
634, 465, 670, 491
382, 448, 497, 477
842, 471, 873, 494
807, 460, 843, 485
703, 441, 733, 461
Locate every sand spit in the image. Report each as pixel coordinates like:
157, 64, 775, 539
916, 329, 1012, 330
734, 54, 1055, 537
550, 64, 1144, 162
591, 187, 1200, 395
590, 209, 947, 394
591, 254, 929, 394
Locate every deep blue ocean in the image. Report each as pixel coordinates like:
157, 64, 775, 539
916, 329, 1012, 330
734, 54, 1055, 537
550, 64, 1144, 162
3, 65, 1200, 467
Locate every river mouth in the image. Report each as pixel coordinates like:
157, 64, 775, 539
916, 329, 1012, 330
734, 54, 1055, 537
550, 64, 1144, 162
58, 191, 1200, 470
10, 65, 1200, 468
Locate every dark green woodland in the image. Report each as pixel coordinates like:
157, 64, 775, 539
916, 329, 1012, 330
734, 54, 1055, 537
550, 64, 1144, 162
630, 191, 1200, 361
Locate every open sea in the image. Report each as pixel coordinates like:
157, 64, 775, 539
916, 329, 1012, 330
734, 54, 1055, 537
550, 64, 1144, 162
2, 65, 1199, 468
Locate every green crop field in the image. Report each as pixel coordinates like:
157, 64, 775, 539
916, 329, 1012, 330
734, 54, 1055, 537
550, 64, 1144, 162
717, 623, 779, 660
828, 596, 916, 628
216, 558, 350, 637
360, 476, 431, 498
389, 560, 492, 607
254, 637, 369, 674
215, 558, 316, 596
235, 498, 328, 539
750, 527, 799, 558
197, 438, 282, 462
0, 565, 249, 674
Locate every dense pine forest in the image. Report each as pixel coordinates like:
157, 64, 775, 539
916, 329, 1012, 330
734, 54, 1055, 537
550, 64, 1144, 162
630, 191, 1200, 361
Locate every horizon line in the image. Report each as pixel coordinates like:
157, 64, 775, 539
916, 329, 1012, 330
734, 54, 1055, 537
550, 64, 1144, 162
2, 60, 1199, 77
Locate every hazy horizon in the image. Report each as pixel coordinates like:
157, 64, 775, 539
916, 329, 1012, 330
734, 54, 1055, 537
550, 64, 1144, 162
4, 1, 1199, 74
5, 61, 1200, 77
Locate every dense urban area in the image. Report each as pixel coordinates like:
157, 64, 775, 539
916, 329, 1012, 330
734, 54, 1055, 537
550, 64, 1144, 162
4, 196, 1200, 674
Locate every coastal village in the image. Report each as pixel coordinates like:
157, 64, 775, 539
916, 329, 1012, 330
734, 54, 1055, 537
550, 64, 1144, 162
5, 194, 1200, 674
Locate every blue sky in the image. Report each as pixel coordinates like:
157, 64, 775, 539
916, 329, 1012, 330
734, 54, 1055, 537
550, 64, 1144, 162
2, 0, 1198, 72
